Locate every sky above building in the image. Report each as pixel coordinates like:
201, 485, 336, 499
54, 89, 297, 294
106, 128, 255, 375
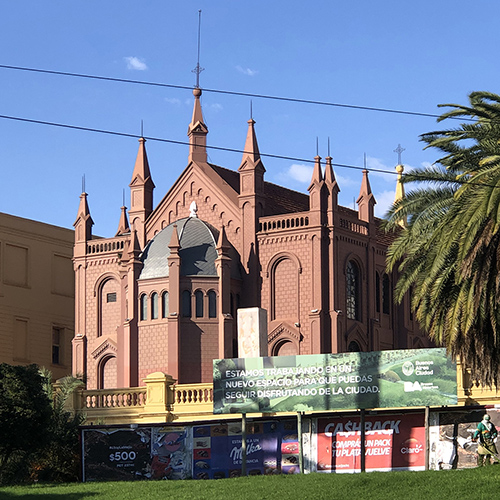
1, 1, 499, 236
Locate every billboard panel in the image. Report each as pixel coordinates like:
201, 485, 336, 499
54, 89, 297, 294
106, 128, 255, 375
316, 413, 425, 472
192, 420, 298, 479
213, 348, 457, 413
82, 426, 190, 481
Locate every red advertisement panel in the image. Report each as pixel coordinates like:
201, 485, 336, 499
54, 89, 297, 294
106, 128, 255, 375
317, 413, 425, 472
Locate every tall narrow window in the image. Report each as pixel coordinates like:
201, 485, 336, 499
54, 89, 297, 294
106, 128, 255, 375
346, 260, 360, 320
182, 290, 191, 318
162, 291, 169, 318
140, 294, 147, 321
382, 274, 390, 315
52, 327, 63, 365
208, 290, 217, 318
375, 272, 380, 313
151, 292, 158, 320
195, 290, 204, 318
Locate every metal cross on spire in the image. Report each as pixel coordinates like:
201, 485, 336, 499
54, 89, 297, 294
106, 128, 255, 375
192, 10, 204, 88
394, 143, 405, 165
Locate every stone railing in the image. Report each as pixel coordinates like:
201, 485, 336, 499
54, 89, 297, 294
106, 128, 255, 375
87, 237, 127, 255
81, 387, 147, 409
258, 212, 310, 233
339, 218, 368, 235
174, 383, 213, 415
71, 374, 214, 425
456, 361, 500, 406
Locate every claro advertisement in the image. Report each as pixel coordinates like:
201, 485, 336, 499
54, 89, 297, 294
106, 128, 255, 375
213, 348, 457, 413
316, 413, 425, 472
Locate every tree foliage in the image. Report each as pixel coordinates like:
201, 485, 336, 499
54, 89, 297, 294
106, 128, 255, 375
385, 91, 500, 386
0, 364, 52, 483
0, 364, 84, 484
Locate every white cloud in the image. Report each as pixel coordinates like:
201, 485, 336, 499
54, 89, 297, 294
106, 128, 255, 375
335, 172, 359, 187
236, 65, 258, 77
124, 56, 148, 71
165, 97, 181, 106
209, 103, 223, 112
287, 163, 314, 183
374, 190, 396, 218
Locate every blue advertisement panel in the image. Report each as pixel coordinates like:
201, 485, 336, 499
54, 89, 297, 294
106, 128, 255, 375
213, 348, 457, 413
192, 420, 298, 479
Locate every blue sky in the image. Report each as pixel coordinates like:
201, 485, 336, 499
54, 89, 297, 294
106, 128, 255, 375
1, 1, 500, 236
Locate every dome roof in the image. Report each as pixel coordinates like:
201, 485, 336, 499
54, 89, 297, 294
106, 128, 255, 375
139, 217, 219, 280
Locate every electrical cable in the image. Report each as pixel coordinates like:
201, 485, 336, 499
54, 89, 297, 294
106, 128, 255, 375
0, 64, 475, 122
2, 112, 499, 190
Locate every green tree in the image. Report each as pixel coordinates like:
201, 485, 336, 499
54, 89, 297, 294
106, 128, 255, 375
385, 91, 500, 386
31, 368, 85, 482
0, 364, 52, 483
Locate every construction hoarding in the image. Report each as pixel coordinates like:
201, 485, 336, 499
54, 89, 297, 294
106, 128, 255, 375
213, 348, 457, 414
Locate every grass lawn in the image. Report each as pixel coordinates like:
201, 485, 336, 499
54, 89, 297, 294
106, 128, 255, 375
1, 467, 499, 500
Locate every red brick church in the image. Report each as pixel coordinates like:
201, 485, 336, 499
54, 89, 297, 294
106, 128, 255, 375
72, 88, 429, 389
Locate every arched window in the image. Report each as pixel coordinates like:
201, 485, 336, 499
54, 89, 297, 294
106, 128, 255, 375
140, 294, 147, 321
382, 274, 390, 315
348, 341, 361, 352
151, 292, 158, 320
346, 260, 360, 321
375, 272, 380, 313
208, 290, 217, 318
162, 291, 169, 319
195, 290, 204, 318
182, 290, 191, 318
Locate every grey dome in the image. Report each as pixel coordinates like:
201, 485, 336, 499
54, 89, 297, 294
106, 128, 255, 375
139, 217, 219, 280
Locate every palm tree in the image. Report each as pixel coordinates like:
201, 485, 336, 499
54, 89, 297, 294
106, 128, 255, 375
385, 91, 500, 387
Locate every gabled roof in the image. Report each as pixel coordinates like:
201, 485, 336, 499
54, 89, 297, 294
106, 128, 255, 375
209, 164, 309, 216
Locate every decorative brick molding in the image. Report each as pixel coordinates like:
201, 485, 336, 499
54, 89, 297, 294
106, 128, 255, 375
91, 338, 118, 360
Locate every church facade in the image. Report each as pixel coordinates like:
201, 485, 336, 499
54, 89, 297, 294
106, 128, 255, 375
72, 88, 429, 390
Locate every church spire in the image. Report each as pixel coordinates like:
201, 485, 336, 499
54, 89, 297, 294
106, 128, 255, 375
308, 154, 323, 190
394, 164, 407, 228
74, 191, 93, 243
187, 88, 208, 163
241, 118, 263, 166
129, 137, 154, 248
116, 204, 130, 236
357, 168, 376, 224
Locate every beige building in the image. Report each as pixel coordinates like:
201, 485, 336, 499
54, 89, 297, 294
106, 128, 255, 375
0, 212, 74, 380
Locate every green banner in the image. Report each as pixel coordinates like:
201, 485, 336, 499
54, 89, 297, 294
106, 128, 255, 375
213, 348, 457, 414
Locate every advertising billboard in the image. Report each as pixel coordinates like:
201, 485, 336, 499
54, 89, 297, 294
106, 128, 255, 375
192, 420, 299, 479
316, 412, 425, 472
213, 348, 457, 413
82, 426, 190, 481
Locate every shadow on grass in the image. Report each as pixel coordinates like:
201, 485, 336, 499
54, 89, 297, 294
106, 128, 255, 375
0, 489, 99, 499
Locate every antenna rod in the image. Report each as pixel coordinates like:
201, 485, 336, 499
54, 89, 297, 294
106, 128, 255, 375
122, 188, 125, 207
141, 119, 144, 137
82, 174, 85, 193
327, 137, 331, 157
192, 10, 204, 88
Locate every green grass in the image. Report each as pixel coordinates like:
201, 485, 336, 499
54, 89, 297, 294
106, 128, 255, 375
1, 467, 499, 500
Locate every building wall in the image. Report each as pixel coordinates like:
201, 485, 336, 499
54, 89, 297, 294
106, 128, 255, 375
0, 212, 74, 380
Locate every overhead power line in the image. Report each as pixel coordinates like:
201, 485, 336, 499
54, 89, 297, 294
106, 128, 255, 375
0, 112, 396, 175
0, 64, 474, 122
1, 113, 498, 188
